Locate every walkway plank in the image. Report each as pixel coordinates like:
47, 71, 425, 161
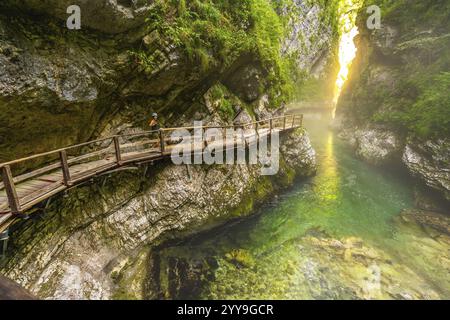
0, 115, 302, 232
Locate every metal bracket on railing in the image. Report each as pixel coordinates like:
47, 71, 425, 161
0, 229, 9, 259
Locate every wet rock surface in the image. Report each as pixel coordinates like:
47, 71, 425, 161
0, 0, 337, 165
397, 209, 450, 238
2, 0, 155, 34
338, 125, 403, 166
403, 140, 450, 202
0, 129, 317, 300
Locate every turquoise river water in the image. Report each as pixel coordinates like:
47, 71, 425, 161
158, 113, 450, 300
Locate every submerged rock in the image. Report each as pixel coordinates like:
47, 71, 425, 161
224, 249, 255, 269
397, 209, 450, 237
168, 230, 449, 300
354, 127, 403, 166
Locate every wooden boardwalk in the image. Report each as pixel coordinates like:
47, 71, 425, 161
0, 115, 303, 233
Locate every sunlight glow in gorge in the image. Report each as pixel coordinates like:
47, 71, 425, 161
334, 27, 359, 102
333, 0, 361, 118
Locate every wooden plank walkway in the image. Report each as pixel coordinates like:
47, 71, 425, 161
0, 115, 303, 233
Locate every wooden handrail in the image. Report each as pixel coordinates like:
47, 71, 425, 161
0, 116, 289, 169
0, 114, 303, 220
0, 136, 115, 168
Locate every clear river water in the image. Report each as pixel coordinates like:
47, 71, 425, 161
157, 112, 450, 300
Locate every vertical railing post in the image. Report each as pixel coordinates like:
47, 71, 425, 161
267, 119, 273, 145
283, 116, 287, 131
202, 128, 208, 151
0, 229, 8, 259
59, 150, 72, 187
254, 122, 260, 151
113, 136, 122, 165
1, 165, 21, 215
300, 114, 304, 127
242, 130, 247, 149
159, 129, 165, 153
291, 115, 296, 128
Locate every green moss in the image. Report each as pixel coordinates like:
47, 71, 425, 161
209, 84, 236, 120
277, 157, 296, 186
111, 252, 150, 300
224, 249, 255, 268
373, 72, 450, 139
131, 0, 342, 108
374, 0, 450, 32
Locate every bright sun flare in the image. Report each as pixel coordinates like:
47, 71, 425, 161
334, 26, 359, 102
333, 2, 360, 118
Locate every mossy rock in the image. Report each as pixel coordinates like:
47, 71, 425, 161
224, 249, 255, 268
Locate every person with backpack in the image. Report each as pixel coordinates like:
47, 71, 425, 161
149, 113, 160, 131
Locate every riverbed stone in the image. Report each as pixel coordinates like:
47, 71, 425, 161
165, 229, 449, 300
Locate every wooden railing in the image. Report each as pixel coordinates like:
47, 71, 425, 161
0, 114, 303, 226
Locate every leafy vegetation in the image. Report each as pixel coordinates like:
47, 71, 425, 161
131, 0, 344, 108
374, 72, 450, 139
377, 0, 450, 31
131, 0, 286, 106
209, 84, 236, 119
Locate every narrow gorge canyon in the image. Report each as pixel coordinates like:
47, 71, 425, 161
0, 0, 448, 300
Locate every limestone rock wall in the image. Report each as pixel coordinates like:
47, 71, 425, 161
0, 0, 338, 164
1, 129, 316, 300
335, 0, 450, 202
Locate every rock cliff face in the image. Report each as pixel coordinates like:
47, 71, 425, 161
0, 0, 338, 165
403, 140, 450, 202
3, 0, 155, 34
338, 126, 403, 166
1, 129, 316, 299
0, 0, 336, 299
336, 0, 450, 202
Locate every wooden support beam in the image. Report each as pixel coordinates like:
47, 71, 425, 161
269, 119, 273, 144
1, 165, 21, 215
255, 127, 259, 151
0, 275, 37, 300
113, 136, 122, 165
300, 114, 304, 127
283, 116, 287, 130
1, 238, 7, 259
291, 115, 296, 128
159, 130, 166, 153
0, 230, 8, 259
204, 130, 209, 149
59, 150, 72, 187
